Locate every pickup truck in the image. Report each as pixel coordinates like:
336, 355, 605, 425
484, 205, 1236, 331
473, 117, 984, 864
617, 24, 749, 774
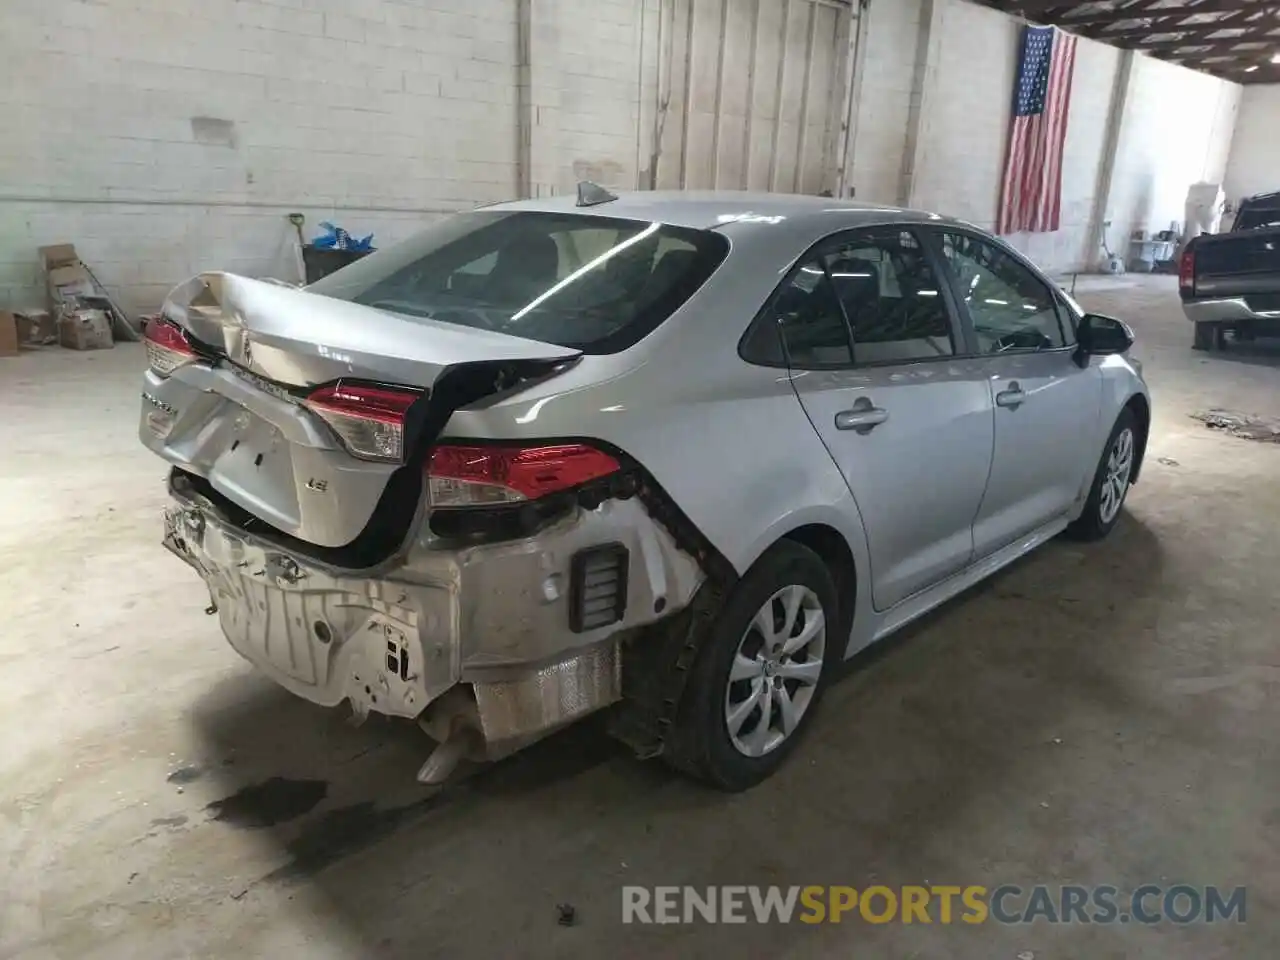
1180, 191, 1280, 350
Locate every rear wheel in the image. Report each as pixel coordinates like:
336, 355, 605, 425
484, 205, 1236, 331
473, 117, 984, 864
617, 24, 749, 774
662, 541, 836, 791
1066, 409, 1137, 541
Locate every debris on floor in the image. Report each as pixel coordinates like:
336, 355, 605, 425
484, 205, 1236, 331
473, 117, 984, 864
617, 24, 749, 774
1156, 456, 1180, 466
1191, 409, 1280, 443
166, 765, 203, 785
16, 308, 56, 346
57, 308, 114, 351
556, 903, 578, 927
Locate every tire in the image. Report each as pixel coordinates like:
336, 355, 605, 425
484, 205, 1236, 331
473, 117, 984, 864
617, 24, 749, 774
1192, 321, 1217, 351
662, 541, 838, 792
1065, 408, 1138, 542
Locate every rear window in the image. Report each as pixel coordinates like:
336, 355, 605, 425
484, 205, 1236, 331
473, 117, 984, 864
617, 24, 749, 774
307, 211, 729, 354
1234, 204, 1280, 231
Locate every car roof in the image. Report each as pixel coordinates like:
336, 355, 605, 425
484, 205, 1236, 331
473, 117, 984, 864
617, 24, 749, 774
483, 189, 968, 233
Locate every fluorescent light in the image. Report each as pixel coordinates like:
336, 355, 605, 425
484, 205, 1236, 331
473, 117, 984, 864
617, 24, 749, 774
1271, 53, 1280, 64
1247, 65, 1260, 72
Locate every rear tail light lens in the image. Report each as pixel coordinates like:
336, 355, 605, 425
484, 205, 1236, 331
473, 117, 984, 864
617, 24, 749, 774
304, 382, 421, 463
1179, 247, 1195, 290
145, 319, 197, 377
426, 443, 621, 507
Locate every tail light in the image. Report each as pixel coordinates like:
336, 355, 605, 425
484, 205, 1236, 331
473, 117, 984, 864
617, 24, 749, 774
1179, 247, 1195, 291
304, 382, 421, 463
426, 443, 621, 508
145, 319, 197, 377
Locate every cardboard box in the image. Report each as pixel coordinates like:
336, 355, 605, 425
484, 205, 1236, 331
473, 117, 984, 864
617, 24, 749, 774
40, 242, 94, 314
39, 243, 79, 271
47, 263, 96, 307
0, 310, 18, 358
58, 309, 114, 351
15, 309, 56, 346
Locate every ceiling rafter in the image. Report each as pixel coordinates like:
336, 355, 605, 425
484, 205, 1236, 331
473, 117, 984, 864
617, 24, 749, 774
980, 0, 1280, 82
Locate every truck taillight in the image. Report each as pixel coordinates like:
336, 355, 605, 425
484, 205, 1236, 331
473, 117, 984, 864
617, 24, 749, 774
426, 443, 621, 507
144, 319, 197, 377
1179, 247, 1195, 291
304, 383, 422, 463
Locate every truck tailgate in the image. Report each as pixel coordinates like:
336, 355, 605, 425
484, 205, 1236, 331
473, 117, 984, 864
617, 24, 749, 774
1188, 228, 1280, 304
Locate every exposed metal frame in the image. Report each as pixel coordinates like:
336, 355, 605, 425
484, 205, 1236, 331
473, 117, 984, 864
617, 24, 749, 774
977, 0, 1280, 84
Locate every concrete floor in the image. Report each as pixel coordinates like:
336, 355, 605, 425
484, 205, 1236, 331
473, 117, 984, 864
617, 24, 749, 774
2, 275, 1278, 959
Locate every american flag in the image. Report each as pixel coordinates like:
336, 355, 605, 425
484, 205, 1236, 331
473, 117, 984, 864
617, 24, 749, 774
997, 25, 1077, 235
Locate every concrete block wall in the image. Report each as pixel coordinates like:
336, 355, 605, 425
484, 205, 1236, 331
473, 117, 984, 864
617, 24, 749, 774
1, 0, 652, 313
1223, 85, 1280, 209
525, 0, 657, 196
1106, 53, 1240, 260
1003, 35, 1123, 272
1, 0, 1252, 311
845, 0, 921, 205
846, 0, 1240, 275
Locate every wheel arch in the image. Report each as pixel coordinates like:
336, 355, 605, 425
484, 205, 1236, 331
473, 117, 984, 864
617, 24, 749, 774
781, 523, 859, 642
1124, 392, 1151, 484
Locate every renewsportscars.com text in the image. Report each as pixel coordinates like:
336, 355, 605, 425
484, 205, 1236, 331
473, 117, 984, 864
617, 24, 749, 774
622, 884, 1246, 925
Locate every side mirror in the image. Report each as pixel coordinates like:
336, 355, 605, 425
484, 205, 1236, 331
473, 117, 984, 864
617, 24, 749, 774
1074, 313, 1134, 367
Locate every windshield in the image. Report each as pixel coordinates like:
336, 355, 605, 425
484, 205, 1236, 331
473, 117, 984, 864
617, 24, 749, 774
307, 211, 729, 354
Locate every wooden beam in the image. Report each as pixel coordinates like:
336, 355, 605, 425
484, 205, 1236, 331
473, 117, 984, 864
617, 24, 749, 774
999, 0, 1102, 13
1134, 34, 1276, 52
1063, 0, 1276, 26
1236, 64, 1280, 80
1096, 9, 1272, 39
1182, 55, 1277, 76
1169, 45, 1274, 60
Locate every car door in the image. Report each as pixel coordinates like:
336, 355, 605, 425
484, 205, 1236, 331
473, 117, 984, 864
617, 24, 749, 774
930, 229, 1103, 557
768, 227, 996, 611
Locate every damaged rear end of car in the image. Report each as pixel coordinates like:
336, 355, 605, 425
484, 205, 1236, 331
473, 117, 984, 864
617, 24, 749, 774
140, 208, 731, 781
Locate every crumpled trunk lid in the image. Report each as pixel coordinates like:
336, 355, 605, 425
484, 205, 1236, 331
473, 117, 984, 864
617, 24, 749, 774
166, 272, 580, 388
140, 272, 579, 561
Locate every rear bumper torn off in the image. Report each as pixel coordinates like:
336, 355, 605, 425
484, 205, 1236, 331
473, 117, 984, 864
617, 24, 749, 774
161, 486, 704, 754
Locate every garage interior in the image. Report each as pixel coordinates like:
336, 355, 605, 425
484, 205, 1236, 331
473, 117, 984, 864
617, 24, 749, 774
2, 0, 1280, 957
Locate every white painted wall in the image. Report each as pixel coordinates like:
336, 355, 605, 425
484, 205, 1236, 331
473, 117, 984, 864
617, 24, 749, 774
2, 0, 530, 312
1106, 53, 1240, 259
1004, 36, 1124, 272
844, 0, 1239, 275
0, 0, 1250, 311
0, 0, 670, 313
650, 0, 851, 194
1224, 84, 1280, 209
1, 0, 848, 314
845, 0, 922, 205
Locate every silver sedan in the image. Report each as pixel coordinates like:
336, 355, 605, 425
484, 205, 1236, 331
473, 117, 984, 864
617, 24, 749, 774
140, 188, 1150, 790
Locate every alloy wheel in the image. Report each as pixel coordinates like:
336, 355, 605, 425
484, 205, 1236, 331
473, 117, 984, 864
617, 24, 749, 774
1098, 426, 1134, 525
724, 584, 826, 758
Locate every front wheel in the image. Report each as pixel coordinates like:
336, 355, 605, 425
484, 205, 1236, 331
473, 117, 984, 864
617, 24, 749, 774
1066, 409, 1137, 541
662, 541, 836, 791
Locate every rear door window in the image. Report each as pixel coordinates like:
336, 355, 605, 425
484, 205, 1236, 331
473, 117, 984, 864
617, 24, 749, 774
307, 211, 728, 354
822, 231, 955, 363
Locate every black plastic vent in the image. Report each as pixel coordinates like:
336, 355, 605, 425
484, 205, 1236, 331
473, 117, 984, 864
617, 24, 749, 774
569, 544, 629, 633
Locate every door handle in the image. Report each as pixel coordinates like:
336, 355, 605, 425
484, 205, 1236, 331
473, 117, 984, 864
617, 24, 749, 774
834, 399, 889, 433
996, 382, 1026, 409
